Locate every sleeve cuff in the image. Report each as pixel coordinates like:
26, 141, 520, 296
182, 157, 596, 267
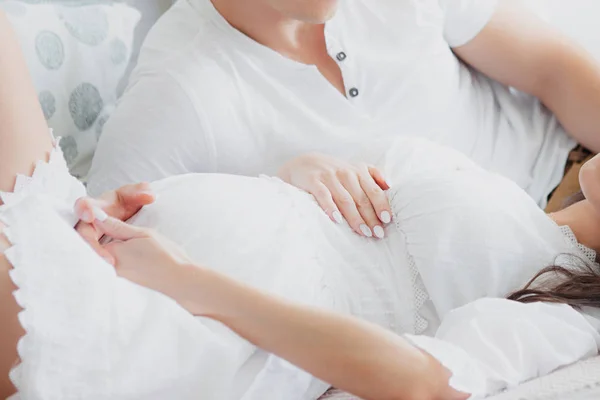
443, 0, 499, 48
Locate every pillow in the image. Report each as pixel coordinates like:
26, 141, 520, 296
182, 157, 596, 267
0, 0, 141, 179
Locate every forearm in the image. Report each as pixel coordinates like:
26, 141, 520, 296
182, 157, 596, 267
181, 265, 436, 400
539, 44, 600, 152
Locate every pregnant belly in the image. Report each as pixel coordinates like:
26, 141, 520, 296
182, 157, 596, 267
385, 166, 569, 321
127, 173, 419, 333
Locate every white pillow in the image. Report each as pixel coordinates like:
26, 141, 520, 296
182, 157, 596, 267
1, 1, 141, 179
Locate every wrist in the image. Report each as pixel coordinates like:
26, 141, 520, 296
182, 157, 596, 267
173, 263, 213, 316
176, 264, 233, 318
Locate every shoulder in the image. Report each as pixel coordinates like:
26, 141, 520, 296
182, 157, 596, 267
129, 0, 240, 104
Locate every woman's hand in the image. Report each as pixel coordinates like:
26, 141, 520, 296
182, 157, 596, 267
278, 153, 392, 238
94, 216, 198, 311
75, 183, 156, 264
419, 351, 470, 400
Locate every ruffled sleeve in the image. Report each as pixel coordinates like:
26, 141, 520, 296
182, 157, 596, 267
0, 137, 86, 226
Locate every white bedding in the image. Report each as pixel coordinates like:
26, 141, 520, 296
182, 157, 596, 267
321, 357, 600, 400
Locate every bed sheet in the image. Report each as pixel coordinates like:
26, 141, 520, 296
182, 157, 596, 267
318, 355, 600, 400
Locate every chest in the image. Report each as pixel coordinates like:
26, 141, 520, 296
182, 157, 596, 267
212, 0, 468, 173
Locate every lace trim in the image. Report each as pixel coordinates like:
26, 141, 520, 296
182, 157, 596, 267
2, 197, 115, 399
558, 225, 598, 266
0, 138, 86, 226
389, 189, 429, 335
0, 138, 94, 398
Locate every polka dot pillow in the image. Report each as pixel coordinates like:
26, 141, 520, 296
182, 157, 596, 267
1, 0, 140, 179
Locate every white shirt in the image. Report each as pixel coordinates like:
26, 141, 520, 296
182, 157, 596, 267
88, 0, 577, 207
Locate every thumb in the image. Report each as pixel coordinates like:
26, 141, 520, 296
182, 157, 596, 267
451, 389, 471, 400
121, 187, 155, 208
94, 217, 148, 242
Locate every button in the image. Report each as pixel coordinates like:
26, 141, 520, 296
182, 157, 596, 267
336, 52, 347, 61
349, 88, 359, 98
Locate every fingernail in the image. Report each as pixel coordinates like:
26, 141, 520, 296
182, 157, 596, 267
380, 211, 392, 224
81, 211, 92, 223
102, 255, 115, 265
92, 206, 108, 222
359, 224, 373, 237
373, 225, 385, 239
332, 211, 344, 224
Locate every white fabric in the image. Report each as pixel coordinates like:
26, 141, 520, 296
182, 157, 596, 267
1, 1, 141, 179
0, 137, 86, 227
488, 356, 600, 400
323, 300, 600, 400
407, 299, 600, 399
88, 0, 576, 208
2, 145, 339, 400
3, 135, 598, 398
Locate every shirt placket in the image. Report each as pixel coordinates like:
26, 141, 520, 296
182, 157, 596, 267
324, 29, 360, 102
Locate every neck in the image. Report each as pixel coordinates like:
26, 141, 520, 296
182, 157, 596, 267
210, 0, 326, 65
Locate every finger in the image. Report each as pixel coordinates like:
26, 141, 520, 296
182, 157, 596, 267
359, 167, 392, 225
74, 198, 108, 223
94, 217, 148, 242
368, 165, 390, 191
97, 182, 155, 221
112, 182, 155, 204
75, 221, 115, 265
309, 181, 343, 224
449, 388, 471, 400
337, 171, 383, 238
324, 175, 370, 237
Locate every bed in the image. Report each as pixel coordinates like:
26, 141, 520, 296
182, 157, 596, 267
4, 0, 600, 399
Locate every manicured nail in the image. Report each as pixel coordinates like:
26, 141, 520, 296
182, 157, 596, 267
359, 224, 373, 237
373, 225, 385, 239
380, 211, 392, 224
102, 255, 115, 265
332, 211, 344, 224
81, 211, 93, 223
92, 206, 108, 222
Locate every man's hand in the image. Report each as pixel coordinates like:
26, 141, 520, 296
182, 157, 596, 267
75, 183, 155, 264
278, 153, 392, 238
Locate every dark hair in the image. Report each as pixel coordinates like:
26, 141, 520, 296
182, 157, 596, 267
509, 257, 600, 309
510, 190, 600, 308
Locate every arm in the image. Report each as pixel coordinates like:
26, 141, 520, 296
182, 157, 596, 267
190, 268, 462, 400
94, 217, 468, 400
453, 1, 600, 152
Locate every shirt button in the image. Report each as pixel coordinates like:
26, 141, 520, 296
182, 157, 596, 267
349, 88, 359, 98
336, 52, 347, 61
